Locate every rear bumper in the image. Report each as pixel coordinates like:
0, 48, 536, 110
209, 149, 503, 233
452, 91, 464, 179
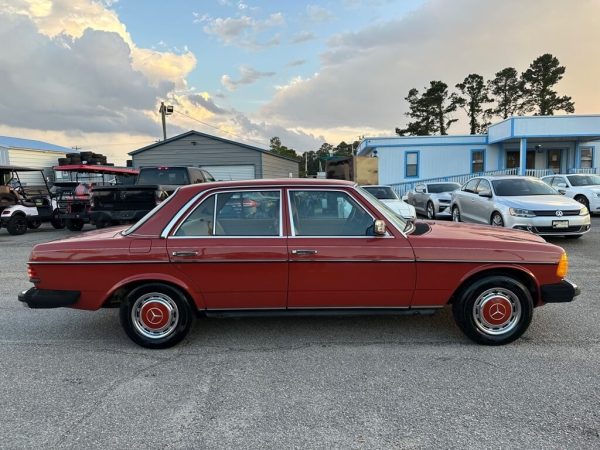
540, 279, 580, 303
18, 287, 80, 308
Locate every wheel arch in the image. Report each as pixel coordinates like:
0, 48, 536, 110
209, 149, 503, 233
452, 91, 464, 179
101, 274, 205, 310
449, 266, 540, 306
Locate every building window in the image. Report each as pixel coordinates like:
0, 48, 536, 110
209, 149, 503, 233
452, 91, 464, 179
580, 147, 593, 169
471, 149, 485, 173
405, 152, 419, 178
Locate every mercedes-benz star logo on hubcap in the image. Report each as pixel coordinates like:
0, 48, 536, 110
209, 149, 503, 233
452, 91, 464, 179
489, 303, 507, 320
146, 307, 164, 325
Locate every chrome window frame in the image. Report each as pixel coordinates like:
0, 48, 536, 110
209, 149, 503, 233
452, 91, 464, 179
168, 188, 284, 239
287, 188, 392, 238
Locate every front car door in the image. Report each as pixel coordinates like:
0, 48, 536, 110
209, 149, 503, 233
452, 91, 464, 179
457, 178, 481, 222
167, 188, 287, 310
473, 178, 493, 224
286, 188, 415, 308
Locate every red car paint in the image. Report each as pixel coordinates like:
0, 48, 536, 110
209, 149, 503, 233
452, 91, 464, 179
27, 179, 565, 312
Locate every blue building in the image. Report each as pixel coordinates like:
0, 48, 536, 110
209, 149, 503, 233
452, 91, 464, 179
357, 115, 600, 194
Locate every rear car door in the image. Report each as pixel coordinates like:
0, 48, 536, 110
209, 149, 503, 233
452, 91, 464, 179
167, 188, 287, 310
286, 188, 415, 308
458, 178, 481, 221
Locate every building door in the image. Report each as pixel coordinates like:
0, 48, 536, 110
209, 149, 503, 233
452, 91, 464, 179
506, 151, 535, 170
547, 149, 562, 173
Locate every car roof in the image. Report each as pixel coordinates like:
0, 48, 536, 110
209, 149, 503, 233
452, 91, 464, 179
477, 175, 540, 181
177, 178, 355, 194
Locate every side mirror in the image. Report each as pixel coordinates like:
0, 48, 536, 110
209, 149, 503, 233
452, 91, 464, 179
558, 189, 566, 195
373, 219, 386, 236
478, 190, 492, 198
415, 186, 425, 193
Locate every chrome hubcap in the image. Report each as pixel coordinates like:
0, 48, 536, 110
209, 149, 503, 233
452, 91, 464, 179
473, 288, 521, 335
132, 292, 179, 340
452, 208, 460, 221
492, 215, 503, 227
427, 204, 434, 219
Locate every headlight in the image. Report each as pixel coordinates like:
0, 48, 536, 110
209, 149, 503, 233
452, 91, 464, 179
580, 206, 589, 216
509, 208, 535, 217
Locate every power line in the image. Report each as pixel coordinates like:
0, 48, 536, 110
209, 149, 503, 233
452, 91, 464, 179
173, 110, 271, 149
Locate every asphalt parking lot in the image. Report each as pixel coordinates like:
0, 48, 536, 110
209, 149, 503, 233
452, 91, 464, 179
1, 219, 599, 449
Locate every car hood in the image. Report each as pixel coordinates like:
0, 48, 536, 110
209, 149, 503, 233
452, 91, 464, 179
431, 192, 452, 201
498, 195, 583, 210
407, 220, 562, 263
380, 199, 415, 217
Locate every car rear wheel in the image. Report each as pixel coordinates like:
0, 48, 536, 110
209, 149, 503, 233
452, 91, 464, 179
50, 211, 65, 229
426, 201, 435, 220
452, 275, 533, 345
451, 206, 461, 222
574, 195, 589, 211
7, 215, 27, 235
491, 212, 504, 227
66, 219, 84, 231
120, 283, 193, 349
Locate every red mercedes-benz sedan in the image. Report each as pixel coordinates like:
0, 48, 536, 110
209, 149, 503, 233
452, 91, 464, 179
19, 179, 578, 348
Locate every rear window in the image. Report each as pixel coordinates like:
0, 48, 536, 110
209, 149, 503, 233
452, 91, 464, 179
137, 168, 190, 185
362, 186, 398, 200
428, 183, 460, 193
492, 178, 558, 196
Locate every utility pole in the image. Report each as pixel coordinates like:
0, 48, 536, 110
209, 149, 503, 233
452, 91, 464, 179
158, 102, 174, 141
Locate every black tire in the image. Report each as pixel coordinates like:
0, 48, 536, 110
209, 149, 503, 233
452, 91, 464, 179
57, 158, 69, 166
452, 275, 533, 345
574, 195, 589, 211
66, 219, 85, 231
426, 201, 435, 220
490, 212, 504, 227
120, 283, 193, 349
27, 220, 41, 229
50, 211, 65, 229
7, 215, 28, 235
95, 216, 110, 229
451, 205, 461, 222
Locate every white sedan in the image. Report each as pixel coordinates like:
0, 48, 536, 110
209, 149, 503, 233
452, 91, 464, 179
541, 173, 600, 215
361, 185, 416, 220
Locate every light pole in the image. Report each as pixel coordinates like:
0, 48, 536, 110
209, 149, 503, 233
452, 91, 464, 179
159, 102, 174, 141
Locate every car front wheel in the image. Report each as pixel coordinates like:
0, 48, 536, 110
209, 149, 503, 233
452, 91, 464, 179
7, 215, 28, 235
451, 206, 461, 222
452, 275, 533, 345
491, 212, 504, 227
426, 201, 435, 220
120, 283, 193, 349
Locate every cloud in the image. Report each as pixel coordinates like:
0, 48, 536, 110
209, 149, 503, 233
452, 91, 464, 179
221, 65, 276, 91
200, 11, 285, 48
260, 0, 600, 137
306, 5, 334, 23
286, 59, 307, 68
290, 31, 315, 44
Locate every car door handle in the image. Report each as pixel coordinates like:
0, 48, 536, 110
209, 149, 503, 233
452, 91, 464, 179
172, 251, 199, 257
291, 249, 318, 255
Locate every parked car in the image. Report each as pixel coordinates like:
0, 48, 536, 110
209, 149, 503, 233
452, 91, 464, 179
450, 175, 591, 238
0, 165, 64, 235
361, 185, 416, 220
89, 166, 214, 228
54, 164, 139, 231
19, 179, 578, 349
541, 173, 600, 215
407, 182, 461, 219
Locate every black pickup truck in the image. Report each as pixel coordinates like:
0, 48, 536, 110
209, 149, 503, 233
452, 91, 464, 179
89, 166, 214, 228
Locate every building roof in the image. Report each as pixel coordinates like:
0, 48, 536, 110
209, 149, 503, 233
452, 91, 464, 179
0, 136, 71, 153
129, 130, 300, 163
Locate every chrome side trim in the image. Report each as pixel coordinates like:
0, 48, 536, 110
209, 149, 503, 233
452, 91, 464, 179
289, 259, 414, 263
416, 259, 555, 264
29, 260, 169, 265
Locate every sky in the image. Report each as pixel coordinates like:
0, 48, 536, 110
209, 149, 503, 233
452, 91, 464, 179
0, 0, 599, 165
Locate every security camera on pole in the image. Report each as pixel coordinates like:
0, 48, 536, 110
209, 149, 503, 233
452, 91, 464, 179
159, 102, 174, 141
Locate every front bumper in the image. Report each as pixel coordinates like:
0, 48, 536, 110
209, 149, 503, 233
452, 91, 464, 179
540, 279, 580, 303
18, 287, 80, 308
505, 214, 591, 236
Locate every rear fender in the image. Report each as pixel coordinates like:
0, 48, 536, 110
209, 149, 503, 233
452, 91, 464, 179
102, 272, 206, 309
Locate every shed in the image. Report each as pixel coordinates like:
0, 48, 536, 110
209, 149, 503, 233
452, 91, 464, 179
129, 130, 299, 180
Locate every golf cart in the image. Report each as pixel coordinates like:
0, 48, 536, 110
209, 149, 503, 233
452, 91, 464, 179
53, 164, 139, 231
0, 165, 64, 235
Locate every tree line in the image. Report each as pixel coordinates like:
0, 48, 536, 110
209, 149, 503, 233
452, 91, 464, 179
395, 53, 575, 136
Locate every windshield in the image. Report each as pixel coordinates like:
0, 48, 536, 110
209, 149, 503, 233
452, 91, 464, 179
567, 174, 600, 186
357, 186, 410, 233
492, 178, 558, 196
122, 190, 177, 236
137, 167, 190, 185
362, 186, 398, 200
428, 183, 460, 193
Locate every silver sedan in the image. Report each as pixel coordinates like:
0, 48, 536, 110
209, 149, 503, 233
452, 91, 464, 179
450, 175, 591, 238
407, 182, 460, 219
